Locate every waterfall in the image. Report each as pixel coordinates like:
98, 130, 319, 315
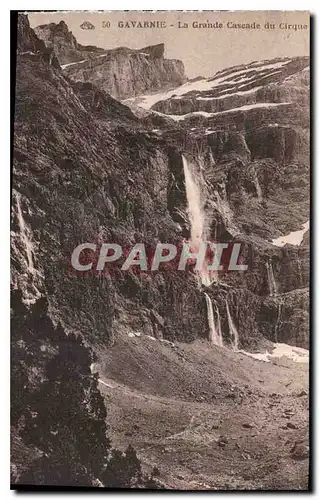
182, 155, 225, 346
270, 262, 277, 295
16, 193, 34, 274
204, 293, 218, 345
182, 155, 205, 247
204, 293, 223, 347
266, 262, 272, 295
266, 260, 277, 296
182, 154, 217, 287
215, 304, 223, 347
254, 171, 263, 201
215, 190, 227, 223
225, 299, 239, 350
208, 149, 215, 167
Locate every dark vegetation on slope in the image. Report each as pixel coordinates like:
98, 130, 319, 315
11, 292, 160, 488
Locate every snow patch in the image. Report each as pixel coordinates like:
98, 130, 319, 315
239, 342, 309, 364
272, 221, 309, 247
128, 331, 142, 338
197, 86, 263, 100
61, 59, 86, 69
168, 102, 291, 121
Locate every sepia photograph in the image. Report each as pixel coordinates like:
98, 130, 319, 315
10, 9, 310, 490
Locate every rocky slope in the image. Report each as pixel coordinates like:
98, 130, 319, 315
34, 21, 186, 100
12, 14, 309, 489
97, 336, 309, 490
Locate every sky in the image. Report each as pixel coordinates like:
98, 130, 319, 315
28, 11, 310, 79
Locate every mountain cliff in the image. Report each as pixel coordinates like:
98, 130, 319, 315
12, 13, 310, 379
12, 14, 309, 490
126, 55, 310, 349
34, 21, 186, 100
34, 21, 106, 63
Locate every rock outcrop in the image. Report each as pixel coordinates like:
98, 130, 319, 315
17, 15, 60, 69
34, 21, 186, 100
151, 57, 309, 116
34, 20, 105, 63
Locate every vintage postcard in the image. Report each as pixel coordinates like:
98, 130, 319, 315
11, 10, 310, 490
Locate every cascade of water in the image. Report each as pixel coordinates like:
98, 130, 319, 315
266, 260, 277, 296
182, 155, 224, 346
225, 299, 239, 350
215, 190, 225, 222
16, 193, 34, 273
265, 262, 272, 296
208, 149, 215, 167
269, 261, 277, 295
253, 171, 263, 201
182, 154, 217, 287
204, 293, 219, 345
270, 261, 277, 295
182, 155, 205, 247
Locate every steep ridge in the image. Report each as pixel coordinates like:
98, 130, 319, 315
34, 20, 105, 64
34, 21, 186, 100
17, 14, 60, 69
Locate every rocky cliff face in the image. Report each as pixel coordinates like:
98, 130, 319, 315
126, 55, 310, 349
12, 16, 309, 354
12, 16, 204, 351
17, 15, 60, 69
34, 21, 186, 100
12, 14, 309, 489
34, 21, 105, 63
151, 57, 309, 116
